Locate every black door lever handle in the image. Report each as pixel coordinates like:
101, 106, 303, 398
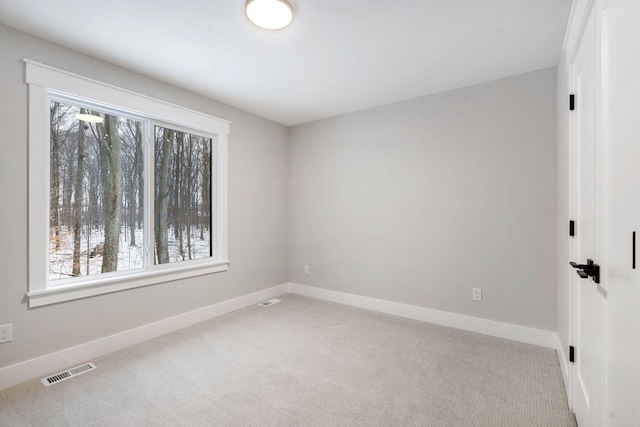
570, 259, 600, 283
570, 259, 594, 269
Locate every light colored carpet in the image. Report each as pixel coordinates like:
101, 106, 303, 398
0, 294, 576, 426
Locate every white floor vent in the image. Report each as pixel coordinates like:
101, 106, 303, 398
41, 363, 97, 386
259, 298, 282, 307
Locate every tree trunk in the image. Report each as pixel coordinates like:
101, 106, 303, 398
62, 161, 74, 233
185, 136, 193, 260
175, 133, 183, 257
86, 210, 91, 276
135, 122, 144, 229
128, 176, 136, 246
201, 139, 211, 241
101, 114, 123, 273
98, 128, 110, 226
128, 120, 143, 246
50, 103, 62, 250
72, 113, 86, 276
155, 128, 173, 264
88, 117, 109, 228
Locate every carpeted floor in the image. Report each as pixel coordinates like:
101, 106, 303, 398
0, 294, 576, 426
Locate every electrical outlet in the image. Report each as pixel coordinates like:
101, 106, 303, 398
0, 323, 13, 343
472, 288, 482, 302
304, 265, 310, 275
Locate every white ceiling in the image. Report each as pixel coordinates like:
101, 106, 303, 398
0, 0, 571, 126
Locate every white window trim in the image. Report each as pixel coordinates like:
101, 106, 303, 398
25, 59, 230, 308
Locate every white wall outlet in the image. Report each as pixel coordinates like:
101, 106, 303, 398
0, 323, 13, 343
304, 264, 310, 275
472, 288, 482, 302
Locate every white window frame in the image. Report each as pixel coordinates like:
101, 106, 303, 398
25, 59, 230, 308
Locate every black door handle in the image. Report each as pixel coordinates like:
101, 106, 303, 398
570, 259, 593, 269
569, 259, 600, 283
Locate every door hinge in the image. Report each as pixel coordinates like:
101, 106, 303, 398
569, 346, 575, 363
569, 220, 575, 237
569, 94, 575, 111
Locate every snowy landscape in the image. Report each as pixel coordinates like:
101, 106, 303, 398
49, 226, 211, 281
48, 100, 213, 282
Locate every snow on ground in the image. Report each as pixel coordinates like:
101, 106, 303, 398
49, 226, 211, 281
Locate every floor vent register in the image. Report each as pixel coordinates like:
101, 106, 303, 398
41, 363, 97, 386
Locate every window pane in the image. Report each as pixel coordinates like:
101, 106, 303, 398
49, 100, 145, 281
154, 126, 213, 264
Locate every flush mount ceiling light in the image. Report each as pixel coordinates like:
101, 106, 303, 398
245, 0, 293, 30
75, 113, 103, 124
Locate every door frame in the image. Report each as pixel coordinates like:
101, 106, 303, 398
565, 0, 608, 424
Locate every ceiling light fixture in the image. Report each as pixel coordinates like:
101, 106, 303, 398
245, 0, 293, 30
75, 113, 104, 124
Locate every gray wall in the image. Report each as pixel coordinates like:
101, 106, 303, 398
0, 24, 289, 368
0, 21, 559, 372
288, 68, 558, 331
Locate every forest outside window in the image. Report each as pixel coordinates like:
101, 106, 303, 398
49, 99, 147, 281
26, 60, 230, 307
153, 125, 215, 265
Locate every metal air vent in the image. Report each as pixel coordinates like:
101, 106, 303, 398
41, 363, 96, 386
259, 298, 282, 307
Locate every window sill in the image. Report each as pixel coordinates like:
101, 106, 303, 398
26, 260, 230, 308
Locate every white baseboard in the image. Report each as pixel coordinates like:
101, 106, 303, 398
0, 283, 289, 391
288, 283, 558, 349
556, 334, 573, 410
1, 282, 561, 392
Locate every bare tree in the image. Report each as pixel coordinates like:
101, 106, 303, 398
201, 139, 211, 241
136, 123, 144, 229
185, 134, 194, 260
175, 131, 184, 257
100, 114, 123, 272
134, 122, 143, 240
155, 128, 173, 264
124, 119, 142, 246
50, 102, 62, 250
72, 111, 86, 276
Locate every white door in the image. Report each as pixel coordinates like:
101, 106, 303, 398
603, 0, 640, 424
571, 5, 604, 427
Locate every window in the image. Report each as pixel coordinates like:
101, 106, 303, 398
153, 125, 215, 265
48, 98, 147, 281
27, 60, 229, 307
